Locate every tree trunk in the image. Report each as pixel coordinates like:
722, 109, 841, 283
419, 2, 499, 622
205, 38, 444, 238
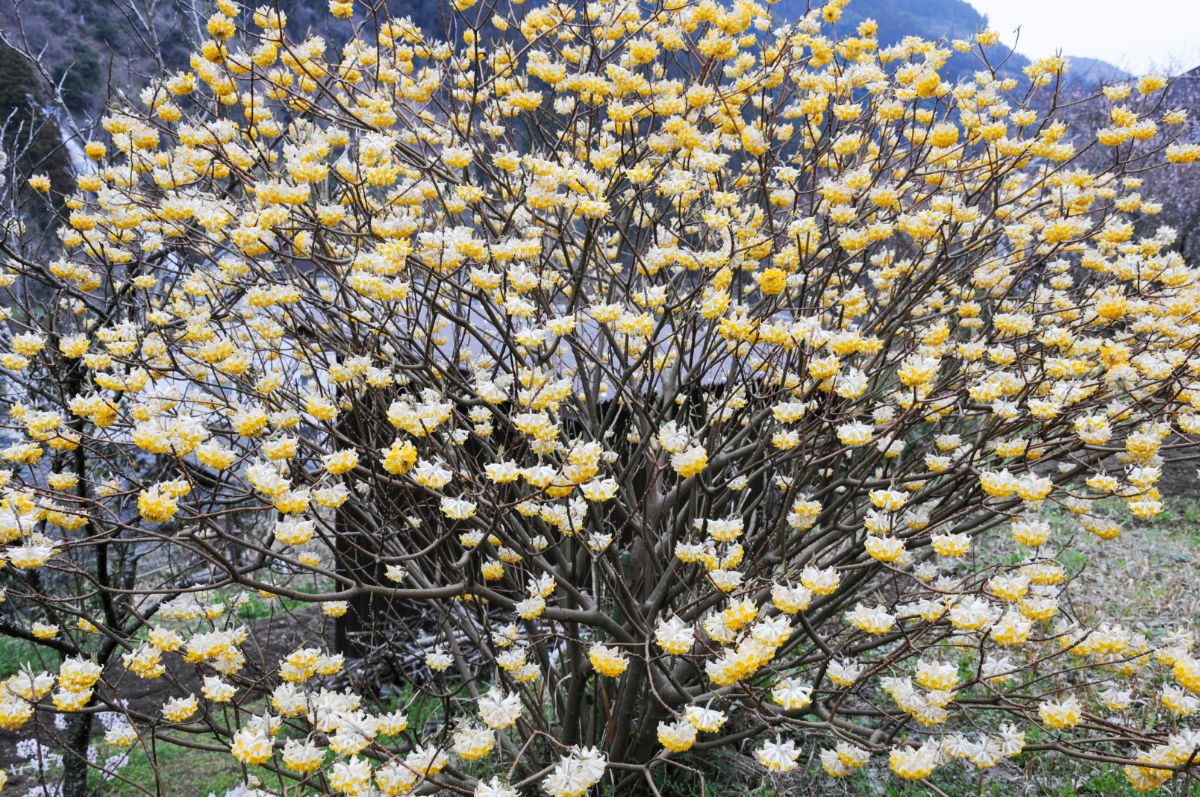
60, 710, 93, 797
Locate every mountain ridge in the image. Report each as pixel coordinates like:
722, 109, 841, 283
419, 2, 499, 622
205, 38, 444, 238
774, 0, 1129, 84
0, 0, 1131, 122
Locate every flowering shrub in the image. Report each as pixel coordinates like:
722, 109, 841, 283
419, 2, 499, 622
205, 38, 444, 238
1, 0, 1199, 794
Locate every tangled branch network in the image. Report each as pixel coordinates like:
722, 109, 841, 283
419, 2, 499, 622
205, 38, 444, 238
2, 0, 1200, 794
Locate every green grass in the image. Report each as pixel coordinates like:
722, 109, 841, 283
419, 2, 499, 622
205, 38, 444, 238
800, 756, 1200, 797
92, 732, 1194, 797
634, 493, 1200, 797
234, 593, 306, 621
79, 684, 451, 795
0, 634, 47, 677
89, 740, 279, 797
13, 494, 1195, 797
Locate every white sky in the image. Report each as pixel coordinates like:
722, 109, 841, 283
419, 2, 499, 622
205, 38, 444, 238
966, 0, 1200, 75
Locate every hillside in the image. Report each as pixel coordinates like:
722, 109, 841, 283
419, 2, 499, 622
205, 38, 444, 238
0, 0, 1127, 121
835, 0, 1032, 81
823, 0, 1023, 56
775, 0, 1129, 84
0, 0, 445, 116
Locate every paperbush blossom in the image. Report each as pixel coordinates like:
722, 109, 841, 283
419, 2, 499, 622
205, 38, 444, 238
0, 0, 1198, 794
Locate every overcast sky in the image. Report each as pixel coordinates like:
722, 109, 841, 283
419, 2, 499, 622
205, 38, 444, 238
966, 0, 1200, 75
